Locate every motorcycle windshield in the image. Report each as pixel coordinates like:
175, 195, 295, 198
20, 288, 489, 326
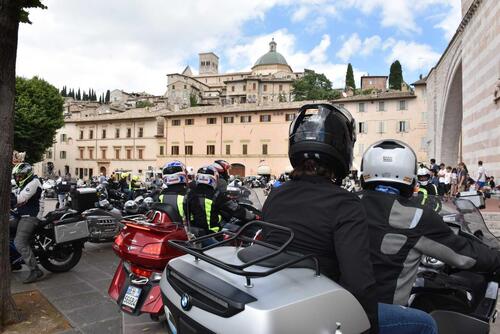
415, 193, 500, 250
226, 185, 262, 211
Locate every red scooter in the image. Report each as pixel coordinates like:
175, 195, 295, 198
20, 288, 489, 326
108, 203, 187, 320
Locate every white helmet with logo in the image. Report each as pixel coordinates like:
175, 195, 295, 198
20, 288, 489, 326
360, 139, 417, 194
417, 167, 431, 186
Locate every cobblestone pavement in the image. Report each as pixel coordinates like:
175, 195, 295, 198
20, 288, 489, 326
9, 194, 500, 333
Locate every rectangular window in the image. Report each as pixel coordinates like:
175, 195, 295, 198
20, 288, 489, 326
263, 84, 267, 92
89, 130, 94, 139
172, 85, 175, 90
184, 84, 187, 89
60, 134, 67, 142
127, 128, 132, 138
358, 122, 367, 134
160, 145, 164, 156
101, 149, 106, 159
223, 116, 234, 123
46, 150, 52, 159
399, 100, 407, 110
138, 127, 143, 138
172, 119, 181, 126
242, 144, 248, 155
262, 144, 268, 155
138, 149, 143, 159
378, 101, 385, 111
185, 118, 194, 125
240, 115, 251, 123
207, 117, 217, 124
398, 121, 409, 133
207, 145, 215, 155
252, 83, 256, 90
115, 148, 120, 160
279, 84, 283, 92
378, 121, 385, 133
231, 86, 235, 92
88, 148, 93, 160
102, 129, 106, 139
171, 145, 179, 155
243, 85, 246, 91
358, 103, 365, 112
225, 144, 231, 155
185, 145, 193, 155
115, 128, 120, 138
260, 115, 271, 122
79, 130, 84, 140
126, 149, 132, 160
84, 168, 88, 177
79, 148, 84, 159
285, 113, 295, 121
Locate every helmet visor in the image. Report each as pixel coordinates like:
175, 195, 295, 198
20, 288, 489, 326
418, 174, 430, 182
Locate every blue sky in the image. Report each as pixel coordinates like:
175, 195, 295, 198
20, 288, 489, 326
17, 0, 461, 94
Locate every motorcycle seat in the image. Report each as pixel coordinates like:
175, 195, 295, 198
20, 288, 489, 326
237, 244, 316, 270
42, 209, 79, 225
150, 202, 182, 222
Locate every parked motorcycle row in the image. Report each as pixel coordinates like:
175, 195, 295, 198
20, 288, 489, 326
10, 174, 500, 334
9, 180, 158, 272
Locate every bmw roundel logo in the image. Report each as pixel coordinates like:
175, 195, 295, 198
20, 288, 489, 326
180, 293, 191, 311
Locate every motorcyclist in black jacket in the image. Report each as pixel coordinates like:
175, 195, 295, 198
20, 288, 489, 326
11, 163, 44, 283
262, 103, 379, 333
187, 165, 256, 237
159, 161, 188, 222
212, 159, 231, 192
359, 139, 500, 333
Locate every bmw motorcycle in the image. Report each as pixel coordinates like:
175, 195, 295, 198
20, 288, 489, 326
10, 209, 87, 272
159, 195, 499, 334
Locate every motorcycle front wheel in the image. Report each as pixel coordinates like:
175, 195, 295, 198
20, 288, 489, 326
38, 243, 83, 273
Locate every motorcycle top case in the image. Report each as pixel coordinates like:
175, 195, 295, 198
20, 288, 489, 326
54, 218, 89, 244
71, 187, 98, 212
160, 246, 370, 334
457, 190, 485, 209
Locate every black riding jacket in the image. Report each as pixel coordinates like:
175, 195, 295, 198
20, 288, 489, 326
187, 185, 254, 234
262, 175, 378, 333
359, 190, 500, 305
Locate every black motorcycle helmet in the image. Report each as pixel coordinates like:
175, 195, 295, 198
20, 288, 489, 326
288, 103, 356, 180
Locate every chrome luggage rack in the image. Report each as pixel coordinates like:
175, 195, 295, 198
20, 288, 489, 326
168, 221, 320, 287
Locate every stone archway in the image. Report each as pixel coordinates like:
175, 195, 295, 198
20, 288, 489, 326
100, 166, 107, 176
440, 62, 463, 165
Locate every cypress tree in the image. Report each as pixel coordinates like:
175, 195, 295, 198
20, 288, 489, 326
76, 88, 81, 100
105, 89, 110, 103
389, 60, 403, 90
345, 63, 356, 90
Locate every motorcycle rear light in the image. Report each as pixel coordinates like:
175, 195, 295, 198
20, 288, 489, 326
141, 242, 165, 256
131, 265, 152, 278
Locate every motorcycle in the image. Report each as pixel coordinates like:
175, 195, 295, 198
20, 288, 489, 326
409, 195, 499, 334
10, 209, 87, 273
108, 202, 188, 320
159, 195, 500, 334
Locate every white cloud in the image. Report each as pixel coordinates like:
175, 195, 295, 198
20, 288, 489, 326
433, 0, 461, 40
386, 41, 441, 73
360, 35, 382, 56
17, 0, 286, 95
336, 34, 382, 61
226, 30, 366, 88
336, 34, 362, 62
290, 1, 337, 31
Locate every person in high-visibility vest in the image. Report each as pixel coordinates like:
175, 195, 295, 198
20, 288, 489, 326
416, 166, 441, 212
187, 165, 256, 237
158, 161, 188, 222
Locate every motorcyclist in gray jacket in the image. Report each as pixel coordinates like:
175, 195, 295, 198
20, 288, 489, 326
11, 163, 44, 283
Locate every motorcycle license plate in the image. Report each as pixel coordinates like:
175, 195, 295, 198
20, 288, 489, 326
122, 286, 142, 310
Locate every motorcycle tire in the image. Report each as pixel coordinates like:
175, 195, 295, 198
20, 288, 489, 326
38, 244, 83, 273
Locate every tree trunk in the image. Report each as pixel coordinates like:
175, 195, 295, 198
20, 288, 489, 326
0, 0, 22, 329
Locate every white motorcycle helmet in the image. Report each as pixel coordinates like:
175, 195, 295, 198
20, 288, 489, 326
143, 197, 154, 209
417, 167, 431, 186
360, 139, 417, 196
